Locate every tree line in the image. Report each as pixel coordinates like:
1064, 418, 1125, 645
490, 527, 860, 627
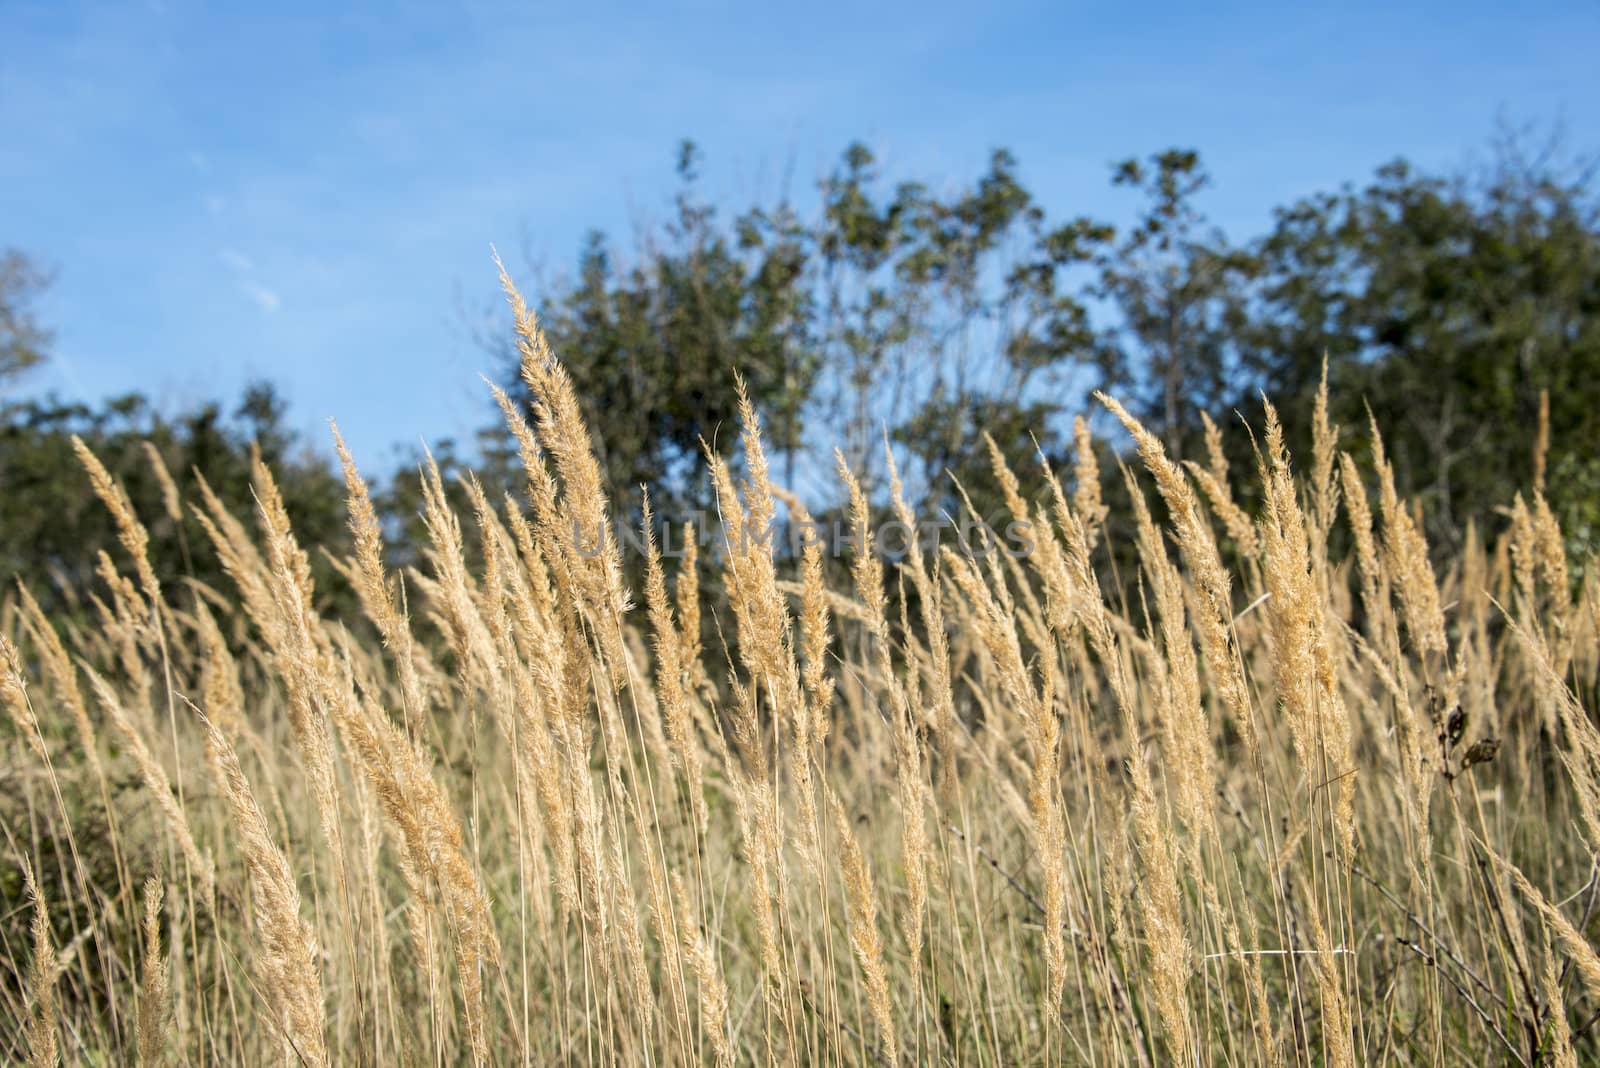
4, 128, 1597, 616
505, 133, 1599, 548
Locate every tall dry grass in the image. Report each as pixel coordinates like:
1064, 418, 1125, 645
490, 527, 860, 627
3, 276, 1599, 1066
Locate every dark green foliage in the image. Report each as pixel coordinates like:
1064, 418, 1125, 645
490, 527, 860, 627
0, 383, 352, 619
1240, 138, 1600, 550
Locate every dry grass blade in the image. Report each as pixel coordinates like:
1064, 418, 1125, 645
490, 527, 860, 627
136, 877, 170, 1067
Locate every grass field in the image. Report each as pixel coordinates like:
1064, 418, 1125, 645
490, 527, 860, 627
4, 271, 1599, 1066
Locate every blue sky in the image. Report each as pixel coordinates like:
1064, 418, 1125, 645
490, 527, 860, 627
4, 0, 1596, 468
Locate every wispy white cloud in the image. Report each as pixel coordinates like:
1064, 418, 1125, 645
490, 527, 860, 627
218, 247, 279, 311
240, 281, 281, 313
218, 247, 254, 272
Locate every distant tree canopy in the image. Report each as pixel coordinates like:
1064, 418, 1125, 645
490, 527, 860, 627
514, 143, 821, 524
1244, 146, 1600, 548
501, 132, 1600, 553
3, 129, 1597, 607
0, 384, 352, 618
502, 140, 1113, 524
1, 248, 54, 384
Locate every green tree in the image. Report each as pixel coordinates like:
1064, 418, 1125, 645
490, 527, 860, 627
500, 131, 1600, 560
0, 249, 53, 385
504, 141, 1114, 529
0, 384, 351, 619
1241, 135, 1600, 548
820, 144, 1109, 512
1093, 150, 1258, 460
504, 141, 821, 529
